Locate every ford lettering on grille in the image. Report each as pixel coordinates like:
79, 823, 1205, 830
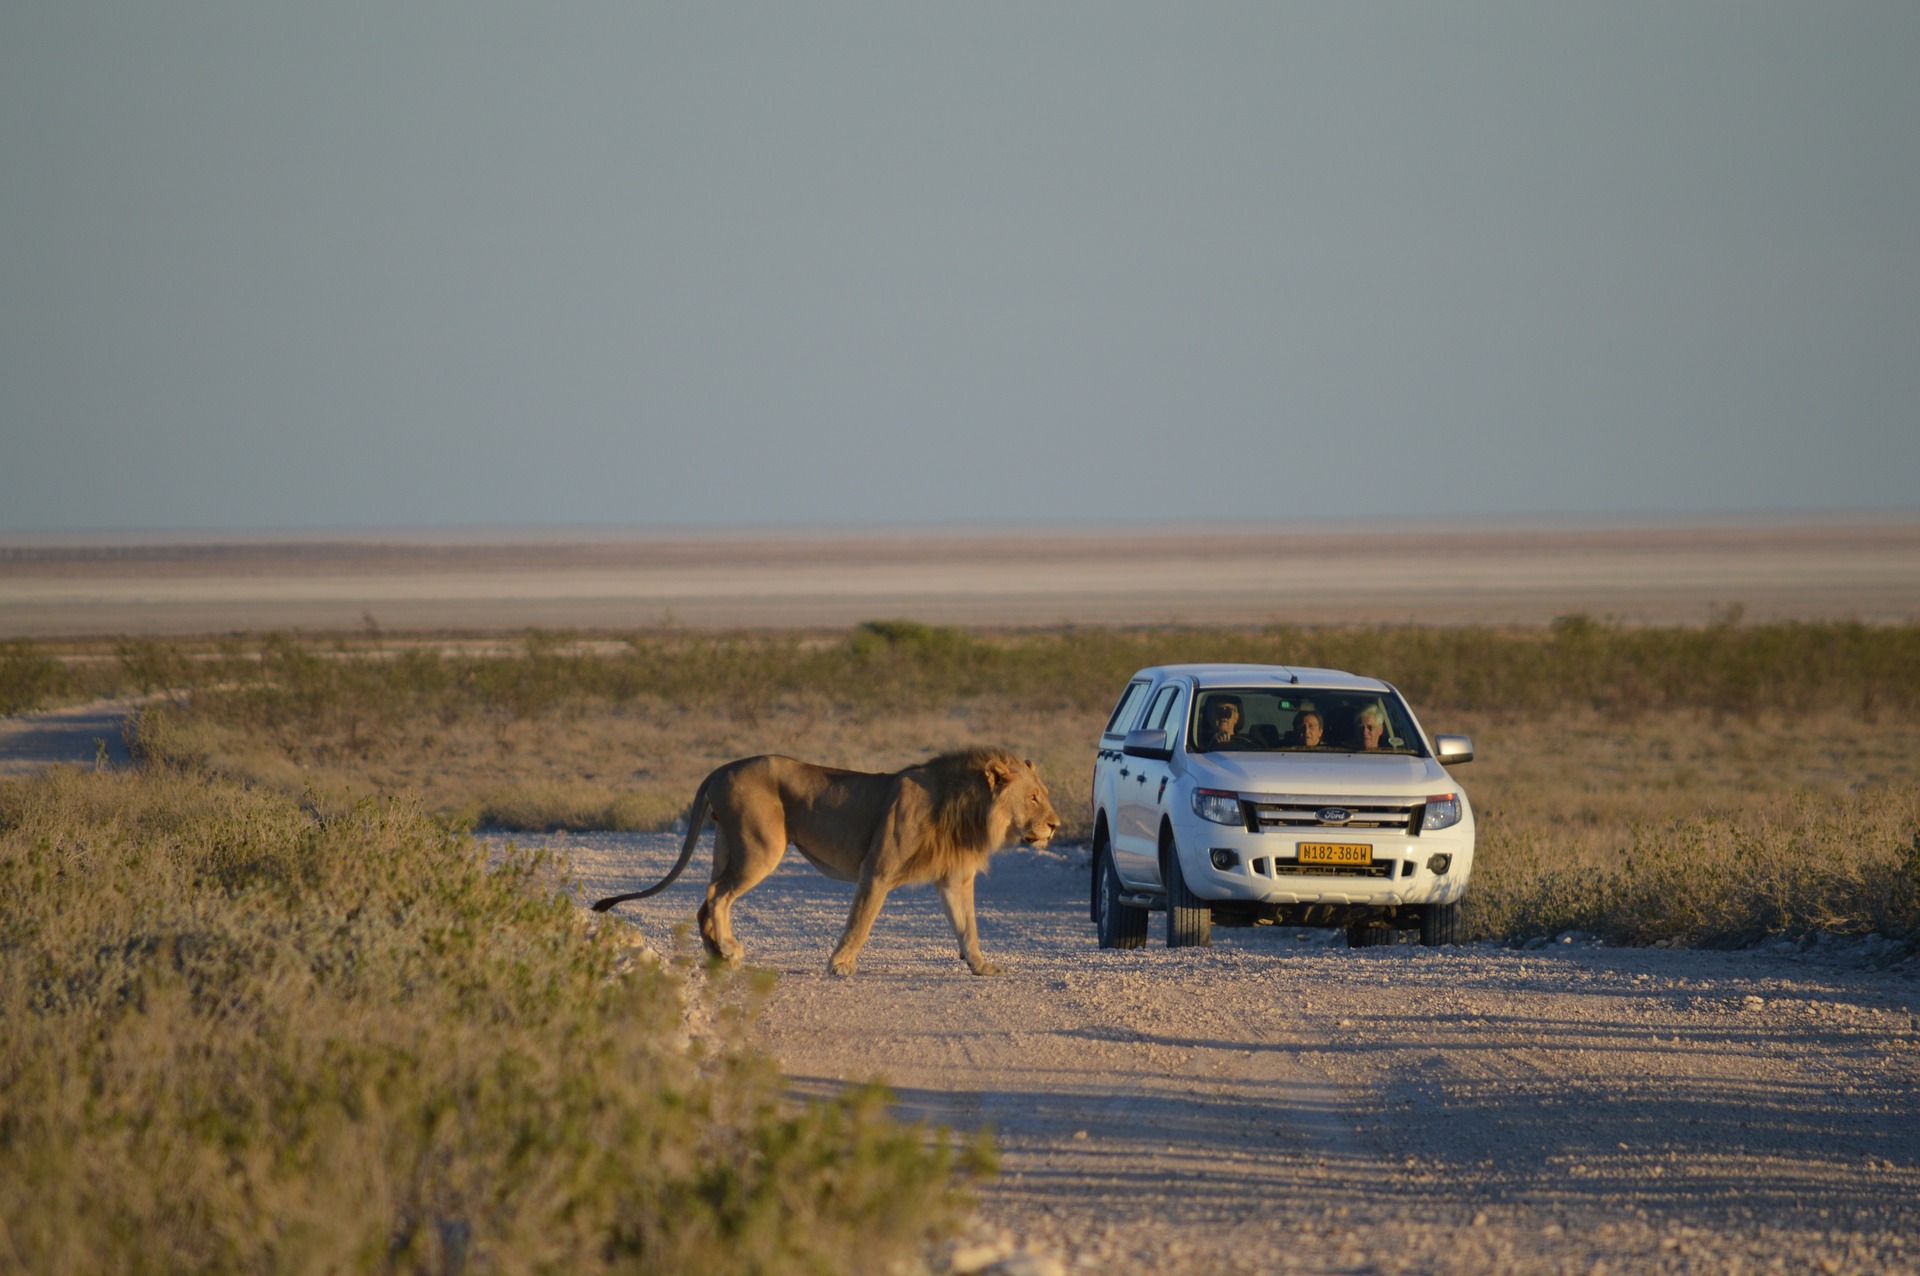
1316, 807, 1352, 823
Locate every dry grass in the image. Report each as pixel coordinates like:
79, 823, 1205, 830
0, 765, 982, 1275
131, 689, 1093, 838
1453, 709, 1920, 943
73, 621, 1920, 947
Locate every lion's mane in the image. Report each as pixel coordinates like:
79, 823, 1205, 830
918, 746, 1030, 879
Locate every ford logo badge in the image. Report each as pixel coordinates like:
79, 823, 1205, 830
1317, 807, 1352, 824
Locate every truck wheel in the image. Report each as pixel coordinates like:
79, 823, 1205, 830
1420, 900, 1461, 947
1346, 921, 1396, 948
1089, 826, 1103, 924
1162, 828, 1212, 948
1095, 842, 1148, 949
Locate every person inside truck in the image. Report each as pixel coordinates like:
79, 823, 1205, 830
1196, 695, 1251, 750
1284, 709, 1325, 747
1353, 703, 1390, 749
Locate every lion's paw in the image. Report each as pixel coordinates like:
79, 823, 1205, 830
827, 958, 857, 978
969, 961, 1005, 977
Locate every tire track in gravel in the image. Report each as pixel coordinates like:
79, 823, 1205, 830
500, 829, 1920, 1274
0, 696, 141, 774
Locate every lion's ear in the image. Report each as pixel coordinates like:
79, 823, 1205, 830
1024, 758, 1036, 770
984, 759, 1017, 791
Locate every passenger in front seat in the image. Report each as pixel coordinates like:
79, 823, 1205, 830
1285, 710, 1325, 748
1355, 704, 1390, 749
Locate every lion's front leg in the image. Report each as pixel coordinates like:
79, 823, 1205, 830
936, 870, 1002, 977
828, 780, 924, 977
828, 872, 892, 977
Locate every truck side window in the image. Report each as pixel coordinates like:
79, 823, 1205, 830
1102, 681, 1150, 737
1142, 685, 1178, 731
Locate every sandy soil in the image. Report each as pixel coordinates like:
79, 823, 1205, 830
5, 518, 1917, 635
518, 830, 1920, 1275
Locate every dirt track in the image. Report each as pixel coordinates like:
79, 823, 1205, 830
526, 831, 1920, 1275
0, 697, 137, 775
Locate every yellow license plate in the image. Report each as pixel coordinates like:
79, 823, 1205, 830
1297, 842, 1373, 866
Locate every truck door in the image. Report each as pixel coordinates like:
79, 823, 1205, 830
1094, 678, 1151, 843
1112, 681, 1186, 886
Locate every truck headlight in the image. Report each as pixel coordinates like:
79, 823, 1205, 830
1422, 793, 1463, 831
1191, 788, 1243, 826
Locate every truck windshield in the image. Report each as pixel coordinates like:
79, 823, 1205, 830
1190, 688, 1424, 755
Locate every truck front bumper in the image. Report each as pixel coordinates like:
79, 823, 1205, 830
1179, 826, 1474, 909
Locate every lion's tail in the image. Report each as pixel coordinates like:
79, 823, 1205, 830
590, 777, 714, 912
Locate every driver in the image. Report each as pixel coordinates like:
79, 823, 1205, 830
1196, 695, 1250, 749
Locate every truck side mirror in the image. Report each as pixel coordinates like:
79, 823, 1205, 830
1122, 728, 1172, 761
1434, 734, 1475, 764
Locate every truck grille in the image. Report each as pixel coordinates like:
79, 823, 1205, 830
1250, 856, 1398, 880
1245, 796, 1424, 834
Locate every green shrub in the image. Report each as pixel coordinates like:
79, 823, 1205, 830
0, 767, 975, 1274
62, 618, 1920, 727
0, 640, 68, 714
116, 636, 189, 695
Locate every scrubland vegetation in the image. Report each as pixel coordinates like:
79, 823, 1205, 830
3, 618, 1916, 1270
0, 764, 981, 1274
6, 617, 1919, 947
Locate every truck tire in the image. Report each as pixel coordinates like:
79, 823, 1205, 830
1420, 899, 1461, 947
1346, 922, 1397, 948
1089, 822, 1105, 924
1095, 842, 1148, 949
1162, 827, 1211, 948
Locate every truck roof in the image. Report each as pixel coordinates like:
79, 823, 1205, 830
1133, 663, 1392, 693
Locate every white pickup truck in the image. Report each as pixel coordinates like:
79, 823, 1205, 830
1089, 663, 1477, 949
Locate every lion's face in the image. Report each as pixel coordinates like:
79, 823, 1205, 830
990, 758, 1061, 850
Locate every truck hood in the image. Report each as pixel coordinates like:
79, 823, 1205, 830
1179, 751, 1449, 796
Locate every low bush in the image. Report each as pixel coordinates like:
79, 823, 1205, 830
0, 766, 978, 1274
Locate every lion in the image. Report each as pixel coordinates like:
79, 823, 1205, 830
592, 748, 1060, 977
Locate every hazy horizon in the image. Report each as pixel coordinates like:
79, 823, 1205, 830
5, 3, 1917, 534
5, 506, 1919, 549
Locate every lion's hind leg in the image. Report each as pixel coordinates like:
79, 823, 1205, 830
698, 812, 787, 967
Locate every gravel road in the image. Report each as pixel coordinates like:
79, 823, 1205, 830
0, 697, 137, 775
492, 829, 1920, 1275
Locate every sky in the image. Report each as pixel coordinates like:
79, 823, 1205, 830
3, 3, 1916, 534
